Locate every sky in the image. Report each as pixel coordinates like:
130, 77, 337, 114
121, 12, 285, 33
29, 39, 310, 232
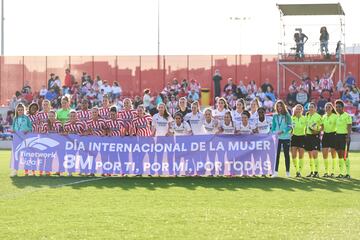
2, 0, 360, 55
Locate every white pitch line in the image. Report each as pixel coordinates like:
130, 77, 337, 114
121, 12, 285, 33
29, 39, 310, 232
0, 177, 109, 201
50, 176, 109, 188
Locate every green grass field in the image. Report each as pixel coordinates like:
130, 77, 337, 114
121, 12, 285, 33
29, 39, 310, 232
0, 150, 359, 240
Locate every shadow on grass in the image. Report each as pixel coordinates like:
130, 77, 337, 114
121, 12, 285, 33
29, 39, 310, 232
9, 175, 360, 193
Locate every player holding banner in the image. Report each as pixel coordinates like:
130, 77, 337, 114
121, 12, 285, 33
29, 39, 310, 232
130, 105, 152, 137
63, 110, 87, 135
334, 100, 352, 179
99, 96, 111, 120
77, 99, 92, 122
118, 98, 137, 136
291, 104, 307, 177
86, 107, 107, 136
253, 107, 271, 134
28, 103, 40, 133
203, 108, 218, 135
151, 103, 173, 136
37, 99, 51, 128
169, 113, 192, 136
217, 111, 236, 135
11, 103, 32, 176
106, 106, 125, 136
40, 110, 63, 176
305, 103, 322, 178
184, 101, 206, 135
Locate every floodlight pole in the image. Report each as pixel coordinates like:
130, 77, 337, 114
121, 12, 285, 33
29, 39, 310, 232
1, 0, 4, 56
157, 0, 160, 69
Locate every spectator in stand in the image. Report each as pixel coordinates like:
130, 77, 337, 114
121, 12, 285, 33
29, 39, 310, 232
247, 80, 257, 93
299, 78, 310, 94
81, 72, 88, 84
228, 95, 237, 110
6, 111, 14, 126
53, 76, 61, 95
189, 79, 200, 93
256, 88, 266, 103
48, 73, 55, 90
286, 90, 297, 108
45, 88, 57, 102
212, 69, 222, 99
162, 82, 172, 95
96, 89, 105, 106
92, 76, 102, 92
296, 88, 309, 106
10, 92, 25, 110
188, 89, 200, 102
320, 26, 329, 56
289, 80, 298, 93
223, 78, 237, 94
345, 72, 356, 87
39, 85, 48, 98
319, 73, 334, 94
236, 80, 248, 99
167, 95, 177, 117
313, 76, 320, 93
133, 96, 142, 109
181, 79, 189, 90
341, 86, 353, 103
349, 87, 359, 107
23, 89, 34, 104
246, 90, 256, 102
114, 97, 124, 111
177, 88, 187, 99
143, 89, 151, 112
155, 93, 164, 105
86, 88, 97, 105
64, 68, 75, 88
336, 41, 341, 60
265, 86, 276, 103
171, 78, 181, 94
100, 81, 112, 96
317, 96, 327, 115
62, 85, 70, 95
261, 78, 274, 93
263, 96, 274, 112
336, 79, 345, 95
21, 81, 31, 94
112, 81, 122, 101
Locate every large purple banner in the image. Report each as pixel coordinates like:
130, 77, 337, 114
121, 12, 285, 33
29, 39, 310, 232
11, 133, 278, 176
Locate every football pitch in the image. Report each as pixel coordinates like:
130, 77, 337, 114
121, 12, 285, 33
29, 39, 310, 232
0, 150, 359, 240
